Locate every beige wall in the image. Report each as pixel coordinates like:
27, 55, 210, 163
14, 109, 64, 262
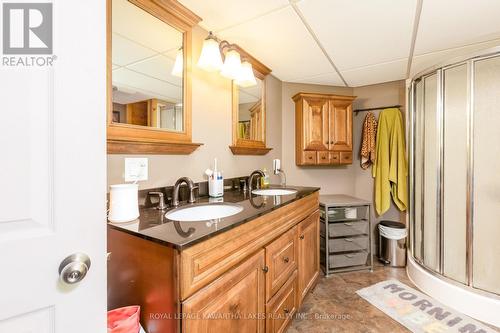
352, 80, 407, 250
107, 26, 282, 189
280, 82, 354, 194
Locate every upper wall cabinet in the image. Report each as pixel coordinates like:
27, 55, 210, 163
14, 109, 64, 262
107, 0, 202, 154
293, 93, 356, 166
228, 45, 272, 155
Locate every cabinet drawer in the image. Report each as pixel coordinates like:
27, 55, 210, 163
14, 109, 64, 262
321, 235, 369, 252
265, 226, 297, 300
266, 270, 297, 333
329, 251, 368, 268
321, 220, 368, 237
302, 151, 317, 165
329, 152, 340, 164
317, 151, 330, 165
340, 151, 352, 164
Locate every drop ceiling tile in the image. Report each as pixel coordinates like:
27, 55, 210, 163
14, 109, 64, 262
218, 6, 334, 82
296, 0, 416, 70
112, 0, 182, 53
415, 0, 500, 55
341, 58, 407, 87
178, 0, 289, 31
112, 68, 182, 103
112, 33, 156, 66
411, 39, 500, 78
127, 55, 182, 87
287, 71, 345, 86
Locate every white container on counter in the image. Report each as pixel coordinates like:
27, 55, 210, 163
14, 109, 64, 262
108, 183, 140, 223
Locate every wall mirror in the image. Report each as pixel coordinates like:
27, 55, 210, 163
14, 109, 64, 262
229, 46, 272, 155
107, 0, 202, 154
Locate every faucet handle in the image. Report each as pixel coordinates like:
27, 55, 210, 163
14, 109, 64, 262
148, 191, 167, 210
188, 185, 199, 204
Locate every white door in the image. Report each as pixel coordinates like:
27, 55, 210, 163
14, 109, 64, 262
0, 1, 107, 332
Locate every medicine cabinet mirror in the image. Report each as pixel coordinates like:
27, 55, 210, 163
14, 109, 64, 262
107, 0, 202, 154
229, 46, 272, 155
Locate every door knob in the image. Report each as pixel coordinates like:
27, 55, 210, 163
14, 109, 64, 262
59, 253, 91, 284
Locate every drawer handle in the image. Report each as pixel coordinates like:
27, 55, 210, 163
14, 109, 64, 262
345, 254, 355, 258
344, 238, 353, 242
299, 235, 304, 240
283, 256, 289, 263
344, 223, 353, 226
262, 266, 269, 273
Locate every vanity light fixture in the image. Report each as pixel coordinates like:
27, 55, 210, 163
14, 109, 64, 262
235, 60, 257, 87
197, 31, 223, 72
171, 47, 183, 77
197, 33, 257, 87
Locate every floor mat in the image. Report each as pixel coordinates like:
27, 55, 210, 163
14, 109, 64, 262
356, 279, 498, 333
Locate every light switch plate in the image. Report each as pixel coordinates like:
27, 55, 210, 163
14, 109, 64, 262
124, 158, 148, 182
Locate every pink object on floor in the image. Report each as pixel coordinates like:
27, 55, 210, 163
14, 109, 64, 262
107, 306, 140, 333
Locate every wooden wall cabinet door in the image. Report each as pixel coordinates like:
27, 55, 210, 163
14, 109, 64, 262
302, 98, 329, 151
293, 93, 355, 166
297, 210, 320, 306
329, 99, 353, 151
182, 250, 266, 333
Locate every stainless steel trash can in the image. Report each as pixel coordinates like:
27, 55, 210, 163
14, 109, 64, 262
378, 221, 407, 267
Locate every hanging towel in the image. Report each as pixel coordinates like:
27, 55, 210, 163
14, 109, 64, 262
372, 108, 408, 215
360, 112, 377, 169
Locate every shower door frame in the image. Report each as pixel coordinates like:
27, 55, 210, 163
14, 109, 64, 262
408, 46, 500, 298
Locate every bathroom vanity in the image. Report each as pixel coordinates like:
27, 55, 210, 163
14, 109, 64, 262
108, 186, 319, 333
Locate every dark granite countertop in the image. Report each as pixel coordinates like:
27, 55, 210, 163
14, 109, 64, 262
108, 185, 319, 250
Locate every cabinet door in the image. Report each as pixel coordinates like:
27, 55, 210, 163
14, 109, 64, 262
329, 99, 352, 151
302, 98, 329, 151
297, 210, 320, 305
182, 250, 265, 333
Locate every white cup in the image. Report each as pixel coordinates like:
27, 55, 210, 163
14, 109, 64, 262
108, 184, 140, 223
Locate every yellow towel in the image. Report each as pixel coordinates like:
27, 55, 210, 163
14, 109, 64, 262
372, 108, 408, 215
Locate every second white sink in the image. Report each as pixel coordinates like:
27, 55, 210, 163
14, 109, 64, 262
252, 188, 298, 196
165, 203, 243, 222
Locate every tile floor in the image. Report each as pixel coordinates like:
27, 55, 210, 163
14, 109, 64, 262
288, 261, 413, 332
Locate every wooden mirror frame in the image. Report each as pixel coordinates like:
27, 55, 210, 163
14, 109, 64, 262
107, 0, 203, 154
228, 44, 272, 155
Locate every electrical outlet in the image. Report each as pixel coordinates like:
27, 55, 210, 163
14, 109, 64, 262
124, 158, 148, 182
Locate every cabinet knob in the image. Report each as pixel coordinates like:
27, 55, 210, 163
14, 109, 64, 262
283, 256, 289, 263
284, 308, 290, 314
262, 266, 269, 273
299, 235, 305, 240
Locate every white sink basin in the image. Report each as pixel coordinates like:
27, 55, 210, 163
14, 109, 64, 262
165, 203, 243, 222
252, 188, 298, 196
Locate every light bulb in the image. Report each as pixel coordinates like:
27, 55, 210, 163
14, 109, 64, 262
235, 60, 257, 87
171, 48, 183, 77
197, 32, 223, 72
220, 49, 242, 80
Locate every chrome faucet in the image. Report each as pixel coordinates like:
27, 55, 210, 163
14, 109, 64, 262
172, 177, 198, 207
248, 170, 265, 193
273, 160, 286, 187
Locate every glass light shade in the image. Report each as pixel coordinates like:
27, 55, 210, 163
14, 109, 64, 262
171, 48, 183, 77
220, 49, 242, 80
197, 34, 223, 72
235, 60, 257, 87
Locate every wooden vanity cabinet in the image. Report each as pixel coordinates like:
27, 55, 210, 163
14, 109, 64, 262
108, 192, 319, 333
293, 93, 355, 166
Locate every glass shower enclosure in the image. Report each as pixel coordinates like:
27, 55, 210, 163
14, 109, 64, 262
409, 49, 500, 297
